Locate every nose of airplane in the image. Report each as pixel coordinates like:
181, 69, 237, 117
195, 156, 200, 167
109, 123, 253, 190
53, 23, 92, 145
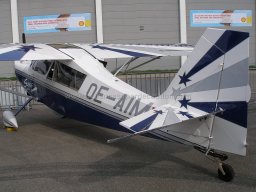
3, 110, 18, 129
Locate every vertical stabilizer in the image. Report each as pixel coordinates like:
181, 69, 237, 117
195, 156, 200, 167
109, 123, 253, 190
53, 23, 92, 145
159, 28, 250, 155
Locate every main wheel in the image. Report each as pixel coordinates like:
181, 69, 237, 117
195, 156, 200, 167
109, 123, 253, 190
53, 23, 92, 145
218, 163, 235, 182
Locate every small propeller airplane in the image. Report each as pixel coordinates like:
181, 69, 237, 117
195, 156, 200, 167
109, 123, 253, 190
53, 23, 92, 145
0, 28, 251, 182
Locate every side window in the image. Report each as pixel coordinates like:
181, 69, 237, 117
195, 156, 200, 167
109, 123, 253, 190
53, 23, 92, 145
31, 60, 52, 75
47, 61, 86, 90
74, 70, 86, 90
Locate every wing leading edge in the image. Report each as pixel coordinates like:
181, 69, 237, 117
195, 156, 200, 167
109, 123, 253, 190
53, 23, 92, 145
0, 44, 72, 61
0, 43, 193, 61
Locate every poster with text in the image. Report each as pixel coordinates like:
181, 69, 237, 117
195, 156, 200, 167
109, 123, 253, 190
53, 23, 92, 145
190, 10, 252, 27
24, 13, 91, 34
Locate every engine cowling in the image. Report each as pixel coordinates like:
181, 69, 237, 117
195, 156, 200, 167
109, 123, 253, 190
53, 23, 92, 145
3, 110, 18, 129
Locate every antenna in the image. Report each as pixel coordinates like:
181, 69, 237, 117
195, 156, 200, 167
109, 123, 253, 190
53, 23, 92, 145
22, 33, 26, 43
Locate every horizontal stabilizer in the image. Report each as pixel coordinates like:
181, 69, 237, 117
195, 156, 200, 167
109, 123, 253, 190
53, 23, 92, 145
120, 105, 209, 133
109, 105, 217, 144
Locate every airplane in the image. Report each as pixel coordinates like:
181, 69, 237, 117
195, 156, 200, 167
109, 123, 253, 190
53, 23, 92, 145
0, 28, 250, 182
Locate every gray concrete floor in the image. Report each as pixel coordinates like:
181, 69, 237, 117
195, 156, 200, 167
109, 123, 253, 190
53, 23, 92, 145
0, 104, 255, 192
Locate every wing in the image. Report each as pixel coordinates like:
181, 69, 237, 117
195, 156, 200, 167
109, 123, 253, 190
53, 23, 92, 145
0, 43, 193, 61
74, 43, 194, 60
0, 44, 72, 61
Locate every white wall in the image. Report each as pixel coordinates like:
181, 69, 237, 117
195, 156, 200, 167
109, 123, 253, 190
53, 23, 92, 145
0, 0, 15, 77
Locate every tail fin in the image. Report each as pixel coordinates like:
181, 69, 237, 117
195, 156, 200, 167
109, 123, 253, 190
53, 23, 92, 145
160, 28, 250, 155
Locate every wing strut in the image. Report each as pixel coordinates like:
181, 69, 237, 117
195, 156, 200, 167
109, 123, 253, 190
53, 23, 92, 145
126, 56, 161, 72
112, 56, 162, 76
113, 57, 138, 76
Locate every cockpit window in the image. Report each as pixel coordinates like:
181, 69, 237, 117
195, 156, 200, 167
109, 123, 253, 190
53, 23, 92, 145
31, 60, 52, 75
47, 61, 86, 90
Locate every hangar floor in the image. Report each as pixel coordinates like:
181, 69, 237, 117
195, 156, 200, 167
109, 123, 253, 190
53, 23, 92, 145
0, 104, 255, 192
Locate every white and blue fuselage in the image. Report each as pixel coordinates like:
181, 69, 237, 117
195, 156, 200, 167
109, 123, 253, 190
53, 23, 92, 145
14, 49, 157, 133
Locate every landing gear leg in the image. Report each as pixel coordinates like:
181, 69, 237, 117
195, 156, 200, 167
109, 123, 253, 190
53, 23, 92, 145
194, 146, 235, 182
14, 97, 34, 117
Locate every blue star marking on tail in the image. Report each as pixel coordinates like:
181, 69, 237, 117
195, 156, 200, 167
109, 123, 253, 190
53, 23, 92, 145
178, 95, 191, 109
178, 111, 193, 118
179, 72, 191, 86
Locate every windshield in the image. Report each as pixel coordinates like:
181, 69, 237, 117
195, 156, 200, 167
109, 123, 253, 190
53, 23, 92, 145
47, 61, 86, 90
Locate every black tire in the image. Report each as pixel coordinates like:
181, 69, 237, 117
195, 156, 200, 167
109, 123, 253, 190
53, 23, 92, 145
218, 163, 235, 182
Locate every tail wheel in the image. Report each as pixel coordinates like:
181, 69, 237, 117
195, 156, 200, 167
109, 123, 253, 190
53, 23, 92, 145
218, 163, 235, 182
